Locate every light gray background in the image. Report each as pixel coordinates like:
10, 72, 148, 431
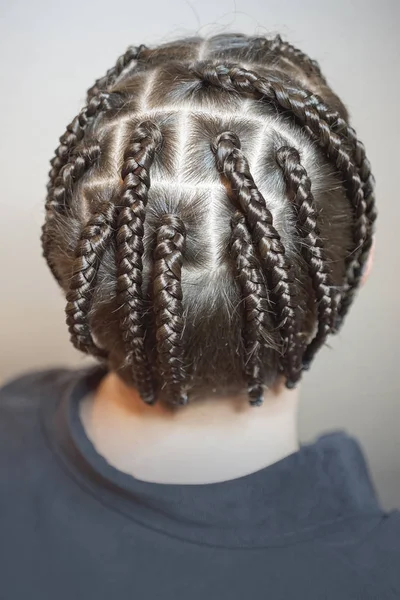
0, 0, 399, 508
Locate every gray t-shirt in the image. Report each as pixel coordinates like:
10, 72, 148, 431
0, 366, 399, 599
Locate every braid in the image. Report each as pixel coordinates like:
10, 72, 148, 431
298, 95, 376, 325
153, 215, 188, 406
40, 226, 63, 287
300, 92, 376, 224
211, 131, 302, 386
299, 93, 377, 286
269, 34, 325, 82
193, 64, 374, 327
49, 141, 101, 213
41, 141, 101, 285
86, 45, 147, 101
47, 92, 116, 199
42, 91, 120, 283
276, 146, 335, 368
230, 211, 271, 405
263, 80, 376, 233
116, 120, 162, 405
65, 202, 115, 358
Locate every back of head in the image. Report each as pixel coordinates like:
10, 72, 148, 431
42, 34, 376, 406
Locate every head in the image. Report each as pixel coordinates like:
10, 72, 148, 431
42, 33, 376, 407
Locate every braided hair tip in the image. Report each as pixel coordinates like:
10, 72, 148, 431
285, 378, 297, 390
249, 395, 264, 407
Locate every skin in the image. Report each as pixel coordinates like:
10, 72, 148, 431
80, 374, 299, 484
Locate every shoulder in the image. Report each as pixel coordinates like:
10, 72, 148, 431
0, 367, 84, 493
350, 511, 400, 590
365, 510, 400, 556
0, 367, 80, 449
0, 368, 75, 405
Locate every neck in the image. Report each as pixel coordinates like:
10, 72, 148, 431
80, 372, 300, 484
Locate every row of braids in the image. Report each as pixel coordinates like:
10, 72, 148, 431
190, 62, 375, 330
113, 122, 189, 405
44, 112, 188, 404
211, 132, 302, 390
42, 47, 191, 404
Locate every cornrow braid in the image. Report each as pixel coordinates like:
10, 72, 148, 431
211, 131, 302, 387
86, 45, 147, 101
230, 211, 271, 405
276, 146, 335, 368
192, 63, 373, 329
153, 215, 188, 406
66, 202, 115, 358
116, 120, 162, 405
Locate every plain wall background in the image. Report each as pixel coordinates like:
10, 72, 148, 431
0, 0, 399, 508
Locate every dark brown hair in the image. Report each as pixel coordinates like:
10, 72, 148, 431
42, 34, 376, 406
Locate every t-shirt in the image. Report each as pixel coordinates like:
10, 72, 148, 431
0, 366, 399, 600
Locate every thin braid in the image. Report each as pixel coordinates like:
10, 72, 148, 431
298, 92, 377, 237
49, 141, 101, 213
65, 202, 115, 358
230, 211, 271, 405
46, 92, 116, 201
276, 146, 335, 368
116, 120, 162, 405
86, 45, 147, 101
193, 64, 373, 326
211, 131, 302, 386
269, 34, 325, 82
298, 94, 376, 324
41, 141, 102, 285
153, 215, 188, 406
42, 91, 119, 285
300, 92, 376, 217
